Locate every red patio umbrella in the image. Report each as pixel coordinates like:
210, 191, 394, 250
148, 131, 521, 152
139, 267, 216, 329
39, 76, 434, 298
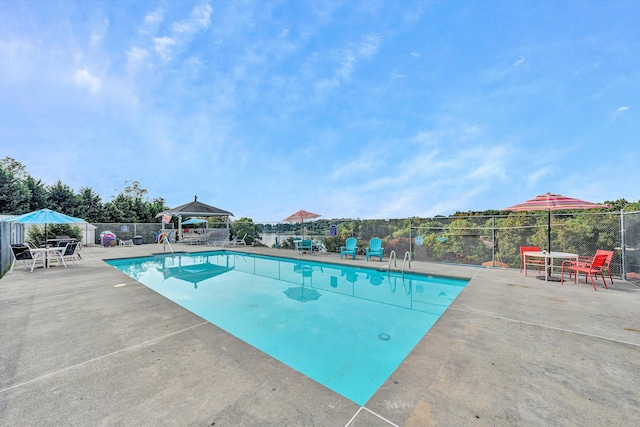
503, 193, 609, 277
283, 210, 321, 240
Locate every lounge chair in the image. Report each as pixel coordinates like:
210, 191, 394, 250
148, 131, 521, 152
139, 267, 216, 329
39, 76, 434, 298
206, 232, 231, 246
365, 238, 384, 261
340, 237, 357, 260
231, 234, 247, 246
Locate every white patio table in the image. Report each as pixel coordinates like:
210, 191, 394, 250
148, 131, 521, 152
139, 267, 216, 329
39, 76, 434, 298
29, 246, 67, 270
523, 251, 578, 282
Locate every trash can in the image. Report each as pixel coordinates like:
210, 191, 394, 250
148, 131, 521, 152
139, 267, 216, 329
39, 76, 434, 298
133, 235, 143, 245
330, 225, 337, 237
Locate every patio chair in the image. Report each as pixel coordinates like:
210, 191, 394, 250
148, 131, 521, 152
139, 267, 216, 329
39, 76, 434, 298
45, 245, 68, 268
562, 253, 608, 291
519, 246, 544, 274
340, 237, 357, 260
599, 250, 615, 285
562, 249, 614, 285
298, 239, 313, 254
365, 238, 384, 261
9, 245, 36, 273
62, 241, 81, 265
11, 244, 46, 272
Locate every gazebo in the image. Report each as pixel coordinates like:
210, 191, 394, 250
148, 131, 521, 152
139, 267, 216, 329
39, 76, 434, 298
161, 196, 234, 241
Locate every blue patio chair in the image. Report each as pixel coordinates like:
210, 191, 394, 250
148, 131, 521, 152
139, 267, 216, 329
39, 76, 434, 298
340, 237, 357, 260
365, 238, 384, 261
298, 239, 313, 254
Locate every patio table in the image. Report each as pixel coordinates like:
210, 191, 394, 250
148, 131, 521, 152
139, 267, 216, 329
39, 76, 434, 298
523, 251, 578, 282
47, 238, 78, 247
30, 246, 67, 269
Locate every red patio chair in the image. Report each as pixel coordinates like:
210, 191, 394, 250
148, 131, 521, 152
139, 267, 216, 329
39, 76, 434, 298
563, 253, 608, 291
562, 250, 614, 285
598, 250, 615, 285
519, 246, 544, 274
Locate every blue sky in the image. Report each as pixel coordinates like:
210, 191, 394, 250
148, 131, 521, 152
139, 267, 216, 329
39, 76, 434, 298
1, 1, 638, 221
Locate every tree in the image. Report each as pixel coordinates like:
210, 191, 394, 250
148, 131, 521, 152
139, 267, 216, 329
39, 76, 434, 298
0, 157, 28, 179
47, 181, 79, 215
105, 182, 167, 222
231, 218, 260, 245
24, 176, 48, 211
0, 166, 31, 214
77, 187, 108, 222
116, 180, 148, 200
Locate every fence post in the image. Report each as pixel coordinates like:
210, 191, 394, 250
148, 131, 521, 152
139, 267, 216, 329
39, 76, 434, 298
409, 221, 412, 257
491, 217, 496, 267
621, 209, 626, 278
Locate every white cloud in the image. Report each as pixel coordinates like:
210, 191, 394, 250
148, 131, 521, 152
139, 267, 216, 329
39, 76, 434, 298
74, 68, 101, 93
90, 19, 110, 45
316, 33, 382, 91
145, 10, 163, 25
140, 10, 164, 36
171, 3, 213, 34
513, 56, 526, 67
612, 105, 630, 121
153, 36, 176, 60
126, 46, 148, 63
357, 33, 381, 58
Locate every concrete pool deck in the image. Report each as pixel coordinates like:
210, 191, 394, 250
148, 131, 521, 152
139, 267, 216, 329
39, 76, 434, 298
1, 244, 639, 426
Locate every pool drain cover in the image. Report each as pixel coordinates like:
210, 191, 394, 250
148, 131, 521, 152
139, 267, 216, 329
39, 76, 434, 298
378, 333, 391, 341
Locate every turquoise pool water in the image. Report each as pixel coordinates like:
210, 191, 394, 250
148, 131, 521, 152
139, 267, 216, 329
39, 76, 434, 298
106, 251, 468, 405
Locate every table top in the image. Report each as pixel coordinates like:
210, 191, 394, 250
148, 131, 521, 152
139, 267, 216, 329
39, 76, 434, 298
31, 246, 65, 253
523, 251, 578, 258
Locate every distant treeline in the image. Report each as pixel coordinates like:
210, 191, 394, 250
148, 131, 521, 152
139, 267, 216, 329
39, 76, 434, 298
2, 156, 638, 227
0, 157, 167, 223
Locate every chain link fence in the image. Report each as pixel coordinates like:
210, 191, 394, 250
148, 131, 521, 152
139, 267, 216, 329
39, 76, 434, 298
248, 211, 638, 284
3, 212, 639, 285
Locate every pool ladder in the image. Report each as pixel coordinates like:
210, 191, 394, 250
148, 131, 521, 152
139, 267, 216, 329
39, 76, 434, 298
387, 250, 411, 277
161, 236, 174, 254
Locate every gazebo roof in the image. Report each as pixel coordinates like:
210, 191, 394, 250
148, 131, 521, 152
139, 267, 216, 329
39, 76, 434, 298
165, 196, 233, 217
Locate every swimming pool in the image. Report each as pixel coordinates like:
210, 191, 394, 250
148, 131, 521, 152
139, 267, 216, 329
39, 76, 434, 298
106, 251, 468, 405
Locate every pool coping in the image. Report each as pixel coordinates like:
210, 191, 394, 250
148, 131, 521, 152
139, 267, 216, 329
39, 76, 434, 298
2, 243, 639, 426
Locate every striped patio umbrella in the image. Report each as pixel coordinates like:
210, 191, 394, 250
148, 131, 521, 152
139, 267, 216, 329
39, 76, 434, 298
283, 210, 321, 240
503, 192, 609, 255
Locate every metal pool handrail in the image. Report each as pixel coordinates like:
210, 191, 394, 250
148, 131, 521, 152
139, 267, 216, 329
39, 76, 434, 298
402, 251, 411, 272
387, 250, 412, 278
387, 250, 397, 270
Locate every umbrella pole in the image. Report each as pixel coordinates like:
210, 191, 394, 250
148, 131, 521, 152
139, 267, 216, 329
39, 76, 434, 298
547, 210, 551, 254
547, 210, 552, 277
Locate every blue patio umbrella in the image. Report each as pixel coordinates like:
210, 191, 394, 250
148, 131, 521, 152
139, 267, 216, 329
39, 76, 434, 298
181, 218, 208, 226
3, 208, 84, 241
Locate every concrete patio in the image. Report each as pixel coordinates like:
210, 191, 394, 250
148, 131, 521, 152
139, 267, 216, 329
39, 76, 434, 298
1, 244, 639, 426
